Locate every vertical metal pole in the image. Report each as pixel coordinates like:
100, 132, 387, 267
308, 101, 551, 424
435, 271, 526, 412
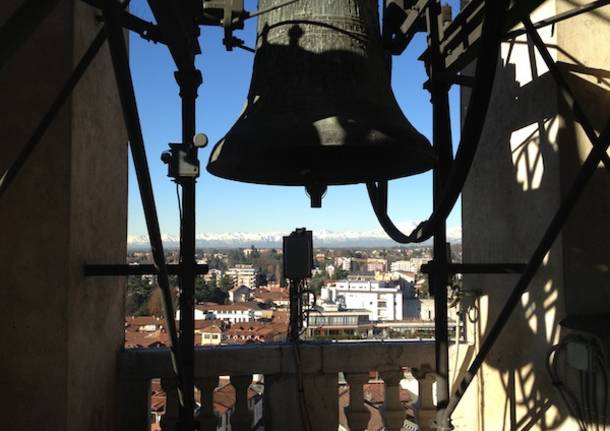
289, 278, 300, 342
427, 2, 453, 430
101, 0, 188, 413
175, 67, 202, 431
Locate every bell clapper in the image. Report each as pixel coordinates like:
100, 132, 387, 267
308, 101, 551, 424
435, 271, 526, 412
305, 183, 327, 208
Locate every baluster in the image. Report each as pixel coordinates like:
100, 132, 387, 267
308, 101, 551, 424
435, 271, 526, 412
230, 375, 253, 431
344, 372, 371, 431
413, 369, 436, 431
380, 369, 406, 431
196, 376, 219, 431
160, 378, 179, 431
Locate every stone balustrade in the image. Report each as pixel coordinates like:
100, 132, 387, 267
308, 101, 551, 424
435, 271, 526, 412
119, 341, 436, 431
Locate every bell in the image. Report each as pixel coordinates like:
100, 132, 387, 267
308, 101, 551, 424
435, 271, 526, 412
207, 0, 434, 205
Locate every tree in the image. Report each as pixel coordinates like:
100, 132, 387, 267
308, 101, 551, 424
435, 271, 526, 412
209, 288, 228, 304
219, 274, 233, 292
334, 268, 349, 280
309, 270, 328, 295
126, 276, 154, 315
208, 275, 218, 290
195, 277, 208, 303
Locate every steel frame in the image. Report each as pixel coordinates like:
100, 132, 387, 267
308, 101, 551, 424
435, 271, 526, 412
1, 0, 609, 430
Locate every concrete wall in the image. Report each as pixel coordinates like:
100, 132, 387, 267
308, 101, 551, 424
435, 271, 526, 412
459, 1, 610, 430
0, 1, 127, 430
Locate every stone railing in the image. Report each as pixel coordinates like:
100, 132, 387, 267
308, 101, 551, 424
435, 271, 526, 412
119, 341, 436, 431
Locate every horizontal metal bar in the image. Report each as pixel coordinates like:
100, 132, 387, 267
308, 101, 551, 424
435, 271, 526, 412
420, 263, 526, 274
83, 263, 208, 276
81, 0, 165, 43
384, 0, 432, 54
426, 0, 546, 78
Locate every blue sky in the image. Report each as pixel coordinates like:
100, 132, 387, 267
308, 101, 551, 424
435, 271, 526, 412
127, 0, 462, 238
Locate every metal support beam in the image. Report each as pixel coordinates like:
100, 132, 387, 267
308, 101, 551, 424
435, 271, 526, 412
174, 67, 202, 431
426, 2, 453, 429
0, 28, 107, 199
83, 263, 208, 276
101, 0, 188, 415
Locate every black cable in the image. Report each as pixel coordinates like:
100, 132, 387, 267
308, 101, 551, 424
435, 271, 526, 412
547, 344, 587, 431
368, 0, 511, 244
292, 341, 313, 431
176, 183, 183, 223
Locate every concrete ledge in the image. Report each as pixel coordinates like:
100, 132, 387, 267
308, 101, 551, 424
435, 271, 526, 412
119, 341, 435, 379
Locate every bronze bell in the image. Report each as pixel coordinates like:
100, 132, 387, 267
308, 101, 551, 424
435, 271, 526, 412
207, 0, 434, 206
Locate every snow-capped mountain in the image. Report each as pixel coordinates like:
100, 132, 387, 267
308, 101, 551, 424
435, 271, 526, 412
127, 223, 462, 249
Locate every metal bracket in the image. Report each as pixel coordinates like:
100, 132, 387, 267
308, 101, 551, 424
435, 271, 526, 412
162, 143, 201, 180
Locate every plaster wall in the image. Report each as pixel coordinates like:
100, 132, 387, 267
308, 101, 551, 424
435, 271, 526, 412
459, 1, 610, 430
0, 1, 127, 430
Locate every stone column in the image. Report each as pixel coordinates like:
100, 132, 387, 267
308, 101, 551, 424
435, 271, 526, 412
0, 1, 127, 430
460, 1, 610, 430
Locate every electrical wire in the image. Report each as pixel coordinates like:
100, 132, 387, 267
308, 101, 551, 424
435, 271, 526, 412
547, 345, 587, 431
547, 335, 609, 431
292, 340, 313, 431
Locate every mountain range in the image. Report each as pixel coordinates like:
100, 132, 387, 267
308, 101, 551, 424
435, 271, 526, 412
127, 222, 462, 249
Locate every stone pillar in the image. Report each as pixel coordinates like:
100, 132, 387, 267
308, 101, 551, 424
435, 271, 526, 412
460, 1, 610, 430
0, 1, 127, 430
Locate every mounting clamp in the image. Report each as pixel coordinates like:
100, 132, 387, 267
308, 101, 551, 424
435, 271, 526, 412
161, 143, 200, 180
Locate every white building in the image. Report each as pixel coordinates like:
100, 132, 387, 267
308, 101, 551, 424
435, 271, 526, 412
178, 303, 263, 324
390, 258, 430, 273
203, 268, 222, 283
334, 257, 351, 271
321, 280, 404, 321
225, 264, 258, 289
390, 260, 411, 272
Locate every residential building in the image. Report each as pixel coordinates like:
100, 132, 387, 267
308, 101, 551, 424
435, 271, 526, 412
225, 264, 258, 289
251, 288, 290, 307
306, 310, 372, 338
390, 260, 412, 272
203, 267, 222, 283
366, 257, 387, 272
334, 256, 351, 271
321, 280, 404, 321
125, 316, 165, 332
225, 321, 287, 343
228, 285, 251, 303
200, 325, 223, 346
187, 302, 264, 323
